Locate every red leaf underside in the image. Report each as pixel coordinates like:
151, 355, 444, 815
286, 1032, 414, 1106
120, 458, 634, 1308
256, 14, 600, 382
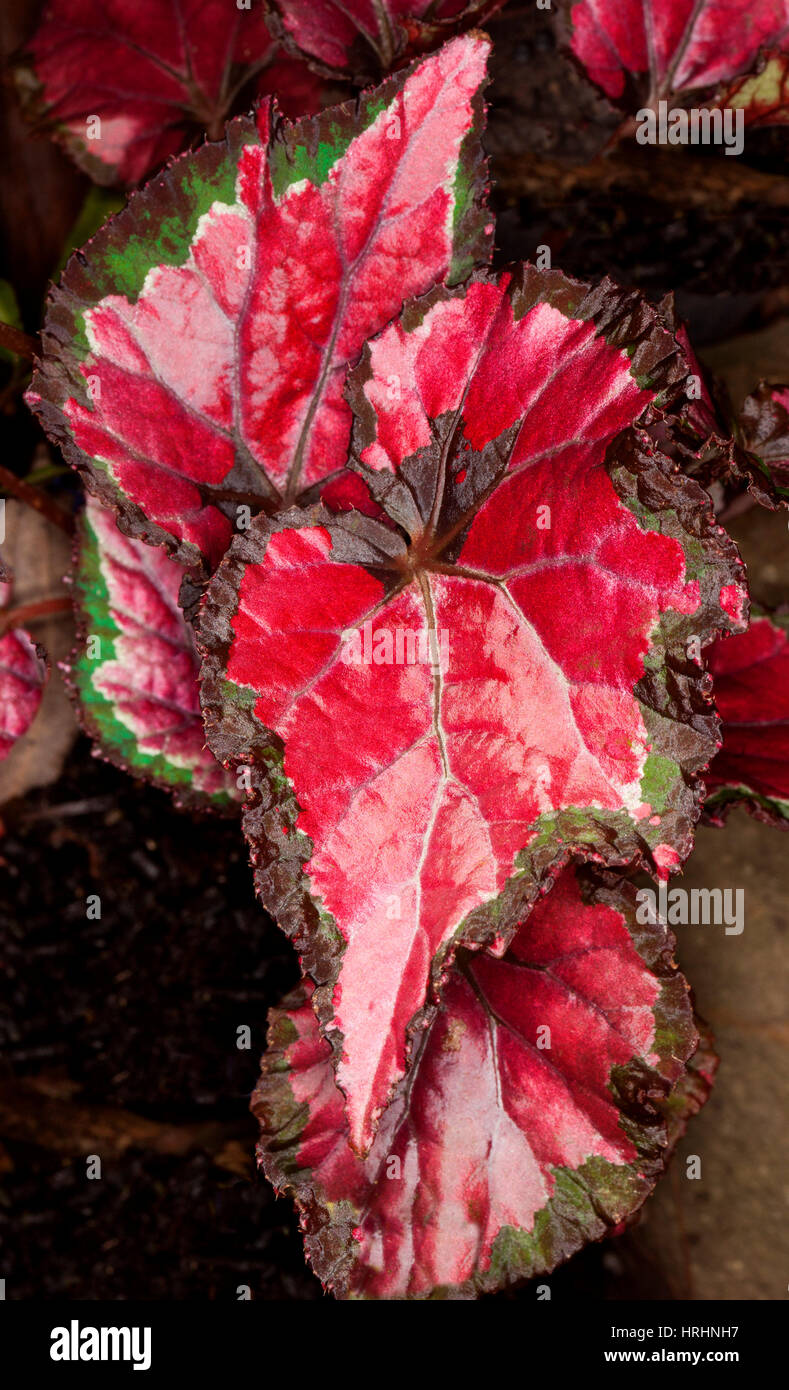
704, 608, 789, 825
28, 36, 492, 579
567, 0, 789, 116
253, 865, 700, 1299
15, 0, 325, 187
199, 265, 745, 1154
70, 497, 238, 809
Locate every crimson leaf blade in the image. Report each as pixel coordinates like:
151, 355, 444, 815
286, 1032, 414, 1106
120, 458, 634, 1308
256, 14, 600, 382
253, 865, 700, 1300
199, 264, 746, 1154
273, 0, 506, 81
28, 36, 492, 580
14, 0, 326, 188
565, 0, 789, 121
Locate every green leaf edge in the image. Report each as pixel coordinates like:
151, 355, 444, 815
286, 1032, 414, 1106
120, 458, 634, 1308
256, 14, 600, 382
68, 506, 236, 813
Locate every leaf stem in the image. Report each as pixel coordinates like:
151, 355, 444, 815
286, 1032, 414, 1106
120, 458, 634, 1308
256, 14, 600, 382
0, 464, 74, 535
0, 594, 71, 636
370, 0, 397, 68
0, 321, 38, 359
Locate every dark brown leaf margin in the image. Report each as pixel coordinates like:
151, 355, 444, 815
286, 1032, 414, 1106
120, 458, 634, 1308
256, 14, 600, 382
250, 867, 702, 1300
647, 296, 784, 513
735, 381, 789, 506
659, 1019, 718, 1154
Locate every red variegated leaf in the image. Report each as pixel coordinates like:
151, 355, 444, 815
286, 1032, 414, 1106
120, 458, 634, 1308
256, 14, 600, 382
14, 0, 328, 188
564, 0, 789, 121
704, 607, 789, 826
28, 37, 492, 580
253, 865, 700, 1300
0, 578, 48, 761
70, 497, 239, 810
199, 264, 746, 1154
273, 0, 506, 80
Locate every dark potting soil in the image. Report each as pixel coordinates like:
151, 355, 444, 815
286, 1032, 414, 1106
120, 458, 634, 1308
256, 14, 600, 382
0, 738, 321, 1299
0, 740, 701, 1302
